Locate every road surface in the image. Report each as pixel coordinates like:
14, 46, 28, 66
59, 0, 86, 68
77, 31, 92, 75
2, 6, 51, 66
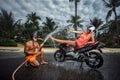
0, 50, 120, 80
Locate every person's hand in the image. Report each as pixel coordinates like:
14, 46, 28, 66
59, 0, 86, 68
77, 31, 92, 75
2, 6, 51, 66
40, 42, 44, 47
67, 29, 70, 33
34, 48, 38, 54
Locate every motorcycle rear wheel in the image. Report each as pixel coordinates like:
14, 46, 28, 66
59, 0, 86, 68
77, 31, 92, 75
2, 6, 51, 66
86, 51, 103, 69
54, 50, 65, 62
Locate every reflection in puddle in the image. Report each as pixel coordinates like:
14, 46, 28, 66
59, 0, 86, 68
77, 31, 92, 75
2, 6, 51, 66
16, 62, 104, 80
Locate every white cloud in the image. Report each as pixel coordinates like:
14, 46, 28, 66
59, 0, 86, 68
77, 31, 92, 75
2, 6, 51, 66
0, 0, 119, 28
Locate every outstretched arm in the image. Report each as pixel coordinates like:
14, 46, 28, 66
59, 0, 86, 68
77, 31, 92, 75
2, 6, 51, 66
68, 30, 83, 34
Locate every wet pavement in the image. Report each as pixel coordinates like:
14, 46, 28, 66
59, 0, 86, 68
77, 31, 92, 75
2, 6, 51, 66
0, 50, 120, 80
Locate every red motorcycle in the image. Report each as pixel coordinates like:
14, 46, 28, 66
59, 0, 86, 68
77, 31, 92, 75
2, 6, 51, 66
54, 41, 104, 69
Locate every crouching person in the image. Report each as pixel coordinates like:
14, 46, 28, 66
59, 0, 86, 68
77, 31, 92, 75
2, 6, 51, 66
24, 32, 48, 67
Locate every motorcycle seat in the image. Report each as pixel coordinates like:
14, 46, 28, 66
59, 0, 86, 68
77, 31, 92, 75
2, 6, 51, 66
74, 41, 99, 52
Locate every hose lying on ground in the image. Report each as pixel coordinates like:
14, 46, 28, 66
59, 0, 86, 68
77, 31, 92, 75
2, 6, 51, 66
12, 60, 27, 80
12, 51, 41, 80
12, 42, 45, 80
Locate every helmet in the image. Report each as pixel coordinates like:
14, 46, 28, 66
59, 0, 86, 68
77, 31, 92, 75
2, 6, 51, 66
88, 26, 95, 32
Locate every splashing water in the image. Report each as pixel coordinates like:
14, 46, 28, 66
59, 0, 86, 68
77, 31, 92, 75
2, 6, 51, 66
43, 27, 63, 43
35, 25, 68, 48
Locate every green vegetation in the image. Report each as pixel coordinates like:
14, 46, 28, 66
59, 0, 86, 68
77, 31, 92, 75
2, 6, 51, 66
101, 0, 120, 47
0, 38, 17, 47
90, 17, 103, 41
0, 0, 120, 47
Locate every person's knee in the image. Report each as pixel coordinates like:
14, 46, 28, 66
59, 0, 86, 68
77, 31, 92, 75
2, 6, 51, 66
35, 63, 40, 67
31, 60, 40, 67
33, 63, 40, 67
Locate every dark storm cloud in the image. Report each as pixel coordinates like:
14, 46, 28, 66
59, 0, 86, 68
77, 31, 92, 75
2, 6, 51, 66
0, 0, 117, 26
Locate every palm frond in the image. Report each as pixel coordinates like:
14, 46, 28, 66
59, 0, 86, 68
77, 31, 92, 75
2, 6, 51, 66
98, 24, 108, 31
69, 0, 80, 2
106, 9, 113, 22
67, 20, 71, 23
102, 0, 112, 8
42, 17, 57, 33
90, 17, 103, 30
69, 0, 74, 2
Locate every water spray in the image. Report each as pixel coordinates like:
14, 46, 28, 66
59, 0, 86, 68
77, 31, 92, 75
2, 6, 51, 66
12, 26, 66, 80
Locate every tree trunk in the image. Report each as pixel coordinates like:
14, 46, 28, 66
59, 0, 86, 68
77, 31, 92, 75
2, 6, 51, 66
113, 8, 119, 46
75, 0, 77, 37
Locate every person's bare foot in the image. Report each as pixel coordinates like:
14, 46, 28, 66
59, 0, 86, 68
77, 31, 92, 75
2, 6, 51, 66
41, 61, 48, 65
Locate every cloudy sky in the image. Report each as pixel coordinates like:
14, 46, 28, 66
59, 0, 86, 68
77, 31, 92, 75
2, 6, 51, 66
0, 0, 120, 28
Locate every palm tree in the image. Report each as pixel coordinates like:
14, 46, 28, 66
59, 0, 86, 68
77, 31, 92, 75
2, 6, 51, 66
102, 0, 120, 21
98, 20, 118, 47
42, 17, 57, 34
102, 0, 120, 44
24, 12, 41, 39
42, 17, 58, 47
67, 15, 84, 37
26, 12, 41, 30
69, 0, 81, 37
0, 9, 20, 39
90, 17, 103, 40
99, 15, 120, 47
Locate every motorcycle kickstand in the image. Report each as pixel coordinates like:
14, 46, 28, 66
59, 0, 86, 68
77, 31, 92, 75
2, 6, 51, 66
80, 62, 83, 69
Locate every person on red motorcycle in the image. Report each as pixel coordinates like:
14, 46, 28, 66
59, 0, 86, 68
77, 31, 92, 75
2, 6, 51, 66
50, 26, 95, 49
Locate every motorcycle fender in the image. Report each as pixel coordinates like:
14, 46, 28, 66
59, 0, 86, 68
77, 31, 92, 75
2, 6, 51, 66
97, 48, 103, 53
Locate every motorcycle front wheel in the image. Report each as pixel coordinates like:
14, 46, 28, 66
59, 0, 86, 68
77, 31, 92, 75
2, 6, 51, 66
54, 50, 65, 62
86, 51, 103, 69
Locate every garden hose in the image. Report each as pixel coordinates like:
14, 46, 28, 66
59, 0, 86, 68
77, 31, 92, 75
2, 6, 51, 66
12, 42, 45, 80
12, 60, 27, 80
